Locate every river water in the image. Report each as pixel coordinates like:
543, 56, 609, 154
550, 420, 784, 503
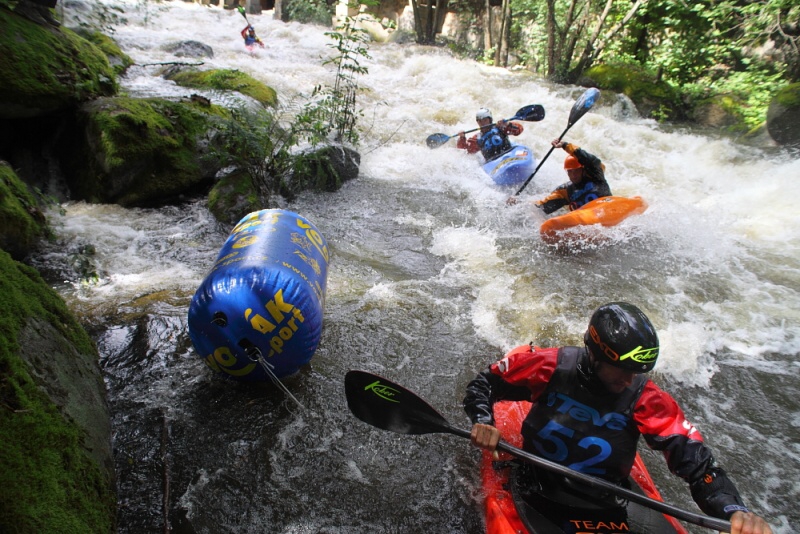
36, 1, 800, 532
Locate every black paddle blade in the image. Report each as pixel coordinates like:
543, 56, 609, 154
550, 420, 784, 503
515, 104, 545, 122
568, 88, 600, 127
426, 133, 452, 149
345, 370, 451, 435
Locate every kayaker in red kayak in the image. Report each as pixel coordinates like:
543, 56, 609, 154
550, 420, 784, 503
507, 138, 611, 209
464, 302, 773, 534
457, 108, 524, 162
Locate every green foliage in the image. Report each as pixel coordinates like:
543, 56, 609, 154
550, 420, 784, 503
684, 68, 786, 130
209, 105, 296, 204
502, 0, 796, 127
283, 0, 332, 26
200, 2, 371, 209
312, 0, 374, 145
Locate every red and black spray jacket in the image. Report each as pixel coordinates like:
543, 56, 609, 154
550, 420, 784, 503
463, 345, 750, 519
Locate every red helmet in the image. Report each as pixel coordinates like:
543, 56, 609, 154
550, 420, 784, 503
564, 155, 582, 170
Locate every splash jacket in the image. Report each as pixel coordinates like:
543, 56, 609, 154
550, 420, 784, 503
457, 121, 523, 162
536, 143, 611, 214
242, 26, 263, 48
463, 345, 750, 520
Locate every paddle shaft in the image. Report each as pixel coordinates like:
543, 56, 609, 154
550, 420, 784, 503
427, 104, 545, 149
513, 88, 599, 196
238, 6, 250, 25
344, 370, 732, 533
441, 117, 514, 143
513, 122, 571, 196
435, 421, 730, 532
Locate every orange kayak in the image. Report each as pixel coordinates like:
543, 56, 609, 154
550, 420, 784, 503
481, 400, 688, 534
539, 196, 648, 245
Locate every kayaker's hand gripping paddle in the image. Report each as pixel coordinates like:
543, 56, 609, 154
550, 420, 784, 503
344, 370, 732, 533
511, 87, 600, 199
426, 104, 546, 149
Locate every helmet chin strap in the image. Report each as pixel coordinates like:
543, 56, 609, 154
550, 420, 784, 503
579, 348, 615, 395
578, 348, 596, 379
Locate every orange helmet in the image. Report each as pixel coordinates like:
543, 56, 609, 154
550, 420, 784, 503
563, 155, 583, 170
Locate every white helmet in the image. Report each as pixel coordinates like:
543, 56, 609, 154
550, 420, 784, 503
476, 108, 492, 121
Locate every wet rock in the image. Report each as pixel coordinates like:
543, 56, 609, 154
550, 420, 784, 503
165, 40, 215, 59
766, 82, 800, 147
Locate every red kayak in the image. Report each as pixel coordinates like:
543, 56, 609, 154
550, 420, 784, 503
481, 400, 689, 534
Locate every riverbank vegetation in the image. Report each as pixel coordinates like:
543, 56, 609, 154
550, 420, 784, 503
288, 0, 799, 136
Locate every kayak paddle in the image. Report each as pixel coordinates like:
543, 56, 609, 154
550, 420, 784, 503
512, 87, 600, 197
344, 369, 731, 533
426, 104, 545, 149
237, 5, 250, 24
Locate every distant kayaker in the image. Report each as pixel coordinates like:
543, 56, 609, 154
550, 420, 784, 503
241, 25, 265, 50
464, 302, 774, 534
506, 138, 611, 209
457, 108, 523, 162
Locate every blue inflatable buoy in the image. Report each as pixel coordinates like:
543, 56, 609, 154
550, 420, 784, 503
188, 209, 329, 381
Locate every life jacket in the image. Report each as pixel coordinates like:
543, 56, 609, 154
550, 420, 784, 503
566, 181, 604, 211
520, 347, 647, 484
476, 125, 512, 161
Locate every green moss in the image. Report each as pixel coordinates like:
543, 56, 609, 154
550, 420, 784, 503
775, 82, 800, 108
72, 96, 229, 205
165, 68, 278, 107
0, 250, 115, 533
207, 170, 261, 224
583, 62, 680, 120
0, 10, 118, 109
72, 28, 134, 76
0, 161, 48, 256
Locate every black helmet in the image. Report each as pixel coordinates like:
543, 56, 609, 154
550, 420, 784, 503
584, 302, 659, 373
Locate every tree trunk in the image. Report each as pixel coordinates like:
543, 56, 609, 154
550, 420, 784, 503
570, 0, 649, 80
484, 0, 493, 52
410, 0, 423, 43
545, 0, 557, 76
434, 0, 448, 42
495, 0, 511, 66
424, 0, 435, 43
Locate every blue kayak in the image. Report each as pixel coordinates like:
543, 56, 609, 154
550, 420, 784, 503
482, 145, 538, 186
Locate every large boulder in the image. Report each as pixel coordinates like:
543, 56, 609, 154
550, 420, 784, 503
0, 8, 117, 119
60, 96, 229, 207
766, 82, 800, 147
0, 249, 116, 533
164, 67, 278, 108
580, 63, 682, 121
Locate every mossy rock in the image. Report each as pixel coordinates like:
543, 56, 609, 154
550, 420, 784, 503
581, 63, 681, 121
164, 68, 278, 108
0, 8, 118, 118
292, 145, 360, 192
72, 28, 135, 76
766, 82, 800, 147
207, 170, 263, 226
0, 160, 48, 259
690, 92, 749, 132
61, 96, 230, 207
0, 249, 116, 533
